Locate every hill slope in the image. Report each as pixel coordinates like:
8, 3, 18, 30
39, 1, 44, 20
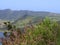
0, 9, 60, 27
0, 9, 60, 21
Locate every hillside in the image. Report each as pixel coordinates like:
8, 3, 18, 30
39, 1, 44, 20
0, 9, 60, 21
0, 9, 60, 28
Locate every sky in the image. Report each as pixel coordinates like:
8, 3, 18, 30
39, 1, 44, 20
0, 0, 60, 13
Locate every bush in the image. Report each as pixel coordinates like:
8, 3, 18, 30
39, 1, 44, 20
2, 17, 59, 45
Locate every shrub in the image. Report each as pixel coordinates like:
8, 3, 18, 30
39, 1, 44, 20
2, 17, 59, 45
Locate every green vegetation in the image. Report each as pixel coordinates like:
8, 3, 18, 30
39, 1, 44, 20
49, 16, 60, 21
0, 17, 60, 45
15, 16, 35, 28
15, 16, 42, 28
0, 10, 60, 45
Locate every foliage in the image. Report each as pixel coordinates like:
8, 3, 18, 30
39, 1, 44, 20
1, 17, 59, 45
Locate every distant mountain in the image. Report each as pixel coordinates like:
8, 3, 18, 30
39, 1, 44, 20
0, 9, 60, 21
0, 9, 60, 28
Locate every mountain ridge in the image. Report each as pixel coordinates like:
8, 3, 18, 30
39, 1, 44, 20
0, 9, 60, 21
0, 9, 60, 28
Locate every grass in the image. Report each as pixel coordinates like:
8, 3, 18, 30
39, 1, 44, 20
15, 16, 36, 28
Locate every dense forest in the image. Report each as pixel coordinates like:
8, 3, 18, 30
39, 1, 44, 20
0, 17, 60, 45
